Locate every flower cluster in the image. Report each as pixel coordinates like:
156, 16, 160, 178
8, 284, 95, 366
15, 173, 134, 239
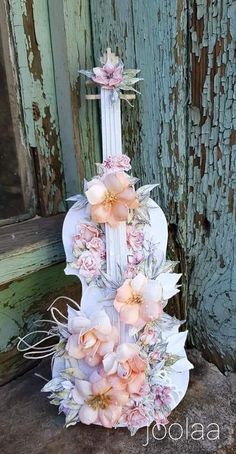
71, 224, 106, 282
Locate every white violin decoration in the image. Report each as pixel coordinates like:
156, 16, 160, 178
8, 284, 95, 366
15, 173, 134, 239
18, 49, 193, 434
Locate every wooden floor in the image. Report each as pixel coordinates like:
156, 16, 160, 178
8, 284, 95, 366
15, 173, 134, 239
0, 350, 235, 454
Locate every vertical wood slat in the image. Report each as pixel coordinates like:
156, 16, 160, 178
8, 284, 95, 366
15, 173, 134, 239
10, 0, 66, 215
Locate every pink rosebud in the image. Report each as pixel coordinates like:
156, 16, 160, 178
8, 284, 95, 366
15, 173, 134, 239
73, 251, 101, 279
86, 237, 106, 259
126, 225, 144, 251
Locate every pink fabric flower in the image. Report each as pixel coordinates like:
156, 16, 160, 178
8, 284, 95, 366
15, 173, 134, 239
72, 251, 101, 279
119, 403, 150, 431
86, 172, 139, 227
72, 375, 129, 428
92, 62, 124, 89
103, 155, 131, 173
126, 225, 144, 251
66, 309, 118, 366
114, 273, 163, 329
139, 324, 161, 346
154, 386, 172, 407
103, 343, 146, 395
86, 237, 106, 259
73, 223, 101, 250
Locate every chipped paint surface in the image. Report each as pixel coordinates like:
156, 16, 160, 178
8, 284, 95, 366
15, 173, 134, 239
89, 0, 235, 370
10, 0, 66, 215
187, 0, 236, 371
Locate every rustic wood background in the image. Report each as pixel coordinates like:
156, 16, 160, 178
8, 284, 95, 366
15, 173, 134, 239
0, 0, 235, 383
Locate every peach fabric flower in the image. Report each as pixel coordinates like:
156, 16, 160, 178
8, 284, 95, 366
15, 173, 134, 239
92, 62, 124, 89
103, 343, 146, 395
114, 272, 181, 328
85, 172, 138, 227
66, 309, 118, 366
72, 375, 129, 428
113, 273, 163, 328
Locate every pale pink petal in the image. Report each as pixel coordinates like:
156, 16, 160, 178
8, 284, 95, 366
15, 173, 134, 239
72, 387, 84, 405
140, 299, 163, 322
142, 280, 162, 302
75, 379, 92, 399
66, 335, 85, 360
98, 339, 116, 357
98, 406, 122, 428
85, 181, 107, 205
116, 343, 139, 361
82, 332, 97, 349
91, 204, 111, 224
79, 404, 98, 425
84, 353, 101, 367
92, 378, 110, 395
68, 315, 90, 334
91, 310, 112, 335
93, 67, 107, 77
119, 303, 140, 324
103, 353, 118, 375
131, 273, 147, 294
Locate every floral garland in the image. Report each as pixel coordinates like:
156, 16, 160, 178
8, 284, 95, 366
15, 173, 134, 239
18, 154, 193, 434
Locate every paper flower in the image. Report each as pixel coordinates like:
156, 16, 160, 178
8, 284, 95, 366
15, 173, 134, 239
119, 403, 151, 434
71, 250, 102, 280
114, 272, 181, 328
73, 375, 129, 428
91, 61, 124, 89
102, 155, 131, 173
103, 343, 146, 394
86, 172, 139, 227
66, 309, 118, 366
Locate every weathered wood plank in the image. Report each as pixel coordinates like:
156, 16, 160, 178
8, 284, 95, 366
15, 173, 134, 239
187, 0, 236, 371
0, 215, 65, 284
0, 263, 80, 385
10, 0, 66, 215
49, 0, 101, 194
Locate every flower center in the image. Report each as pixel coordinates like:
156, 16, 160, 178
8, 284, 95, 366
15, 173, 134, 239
127, 292, 143, 305
87, 393, 112, 410
104, 192, 117, 207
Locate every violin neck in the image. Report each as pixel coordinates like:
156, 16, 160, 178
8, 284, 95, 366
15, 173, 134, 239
100, 88, 127, 281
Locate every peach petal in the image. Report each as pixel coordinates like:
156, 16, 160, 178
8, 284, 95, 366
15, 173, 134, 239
116, 343, 139, 361
91, 204, 111, 224
85, 182, 107, 205
91, 310, 112, 335
111, 202, 129, 222
107, 374, 127, 390
109, 389, 129, 406
104, 172, 129, 194
115, 280, 133, 302
103, 353, 117, 375
119, 187, 137, 205
98, 339, 117, 357
119, 303, 140, 324
127, 372, 146, 394
79, 404, 98, 425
